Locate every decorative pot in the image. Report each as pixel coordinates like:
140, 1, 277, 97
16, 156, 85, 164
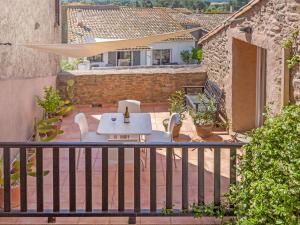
162, 118, 182, 138
172, 123, 182, 138
0, 185, 20, 209
195, 124, 213, 138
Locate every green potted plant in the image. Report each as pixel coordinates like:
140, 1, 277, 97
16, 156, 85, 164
0, 158, 49, 208
163, 90, 186, 137
36, 86, 64, 119
34, 117, 64, 142
190, 94, 217, 138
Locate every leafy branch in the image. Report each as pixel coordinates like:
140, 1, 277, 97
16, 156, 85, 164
282, 30, 300, 70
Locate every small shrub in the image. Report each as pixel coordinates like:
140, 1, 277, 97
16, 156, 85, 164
228, 105, 300, 224
180, 50, 192, 64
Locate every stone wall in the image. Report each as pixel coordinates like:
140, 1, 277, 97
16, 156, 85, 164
57, 67, 207, 104
0, 0, 60, 141
201, 0, 300, 126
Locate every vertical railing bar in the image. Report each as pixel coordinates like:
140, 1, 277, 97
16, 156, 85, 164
85, 147, 92, 212
134, 147, 140, 212
118, 147, 125, 211
20, 147, 27, 212
182, 147, 188, 210
198, 147, 204, 205
102, 147, 108, 211
230, 147, 237, 185
214, 147, 221, 206
69, 147, 76, 212
150, 147, 157, 212
53, 147, 60, 212
36, 147, 44, 212
3, 147, 11, 212
166, 147, 173, 209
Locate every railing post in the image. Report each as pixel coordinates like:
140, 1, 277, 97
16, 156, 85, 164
3, 147, 11, 212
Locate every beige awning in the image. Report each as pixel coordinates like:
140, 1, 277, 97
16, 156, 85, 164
23, 28, 199, 58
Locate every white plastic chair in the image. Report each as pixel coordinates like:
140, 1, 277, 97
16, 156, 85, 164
117, 100, 141, 113
145, 113, 180, 167
117, 100, 141, 141
74, 113, 107, 168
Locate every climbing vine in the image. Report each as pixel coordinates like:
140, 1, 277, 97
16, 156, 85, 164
282, 30, 300, 69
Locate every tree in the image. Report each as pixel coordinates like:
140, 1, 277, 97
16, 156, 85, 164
171, 0, 183, 8
143, 0, 153, 7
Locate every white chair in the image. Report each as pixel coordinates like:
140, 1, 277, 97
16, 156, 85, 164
117, 100, 141, 113
145, 113, 180, 167
117, 100, 141, 141
74, 113, 107, 169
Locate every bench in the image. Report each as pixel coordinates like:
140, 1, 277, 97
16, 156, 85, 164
183, 80, 226, 121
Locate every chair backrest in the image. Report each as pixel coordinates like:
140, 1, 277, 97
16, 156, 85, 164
204, 80, 224, 103
74, 113, 89, 139
117, 100, 141, 113
167, 113, 180, 134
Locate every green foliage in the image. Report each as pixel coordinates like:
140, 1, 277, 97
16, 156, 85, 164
228, 105, 300, 225
0, 158, 49, 187
162, 207, 173, 215
36, 86, 63, 117
192, 47, 203, 62
181, 48, 203, 64
66, 79, 75, 102
168, 90, 186, 123
35, 117, 64, 142
60, 59, 80, 71
287, 54, 300, 69
189, 94, 216, 126
282, 30, 299, 70
180, 50, 192, 64
191, 203, 228, 223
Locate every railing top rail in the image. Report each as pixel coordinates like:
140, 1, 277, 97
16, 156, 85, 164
0, 141, 245, 148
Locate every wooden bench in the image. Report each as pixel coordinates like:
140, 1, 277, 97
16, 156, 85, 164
183, 80, 226, 121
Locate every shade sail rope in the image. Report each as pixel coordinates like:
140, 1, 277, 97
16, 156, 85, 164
16, 28, 200, 58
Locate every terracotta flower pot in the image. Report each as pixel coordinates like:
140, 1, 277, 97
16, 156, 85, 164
162, 118, 182, 138
172, 123, 182, 138
195, 124, 213, 138
0, 185, 20, 209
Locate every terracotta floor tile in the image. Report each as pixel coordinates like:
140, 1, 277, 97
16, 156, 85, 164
0, 104, 235, 224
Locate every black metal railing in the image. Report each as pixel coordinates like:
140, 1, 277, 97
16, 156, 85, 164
0, 142, 243, 220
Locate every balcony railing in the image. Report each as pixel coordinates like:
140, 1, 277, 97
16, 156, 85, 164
0, 142, 243, 222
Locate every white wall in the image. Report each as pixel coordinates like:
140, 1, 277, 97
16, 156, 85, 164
150, 40, 196, 65
88, 40, 195, 67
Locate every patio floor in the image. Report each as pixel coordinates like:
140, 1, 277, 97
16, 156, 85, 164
0, 103, 235, 225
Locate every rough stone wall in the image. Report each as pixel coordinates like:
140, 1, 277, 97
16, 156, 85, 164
202, 0, 300, 123
57, 69, 207, 104
0, 0, 60, 141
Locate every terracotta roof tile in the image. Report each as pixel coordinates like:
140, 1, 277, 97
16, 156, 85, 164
66, 5, 194, 43
170, 12, 232, 31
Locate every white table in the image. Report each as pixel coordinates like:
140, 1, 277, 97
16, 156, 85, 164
97, 113, 152, 164
97, 113, 152, 139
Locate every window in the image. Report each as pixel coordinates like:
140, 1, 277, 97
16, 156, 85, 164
152, 49, 171, 65
117, 51, 132, 66
88, 54, 103, 62
55, 0, 60, 26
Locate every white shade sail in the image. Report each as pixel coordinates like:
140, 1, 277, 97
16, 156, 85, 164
23, 28, 199, 58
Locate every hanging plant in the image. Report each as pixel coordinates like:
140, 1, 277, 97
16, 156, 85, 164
282, 30, 300, 70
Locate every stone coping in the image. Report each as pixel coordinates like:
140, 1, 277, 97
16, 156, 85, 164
59, 65, 205, 76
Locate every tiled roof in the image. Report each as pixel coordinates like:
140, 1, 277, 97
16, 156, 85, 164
65, 5, 194, 43
170, 12, 232, 31
199, 0, 263, 43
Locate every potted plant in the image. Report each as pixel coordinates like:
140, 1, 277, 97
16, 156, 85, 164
34, 117, 64, 142
36, 86, 64, 119
163, 90, 186, 138
190, 94, 217, 138
0, 158, 49, 208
